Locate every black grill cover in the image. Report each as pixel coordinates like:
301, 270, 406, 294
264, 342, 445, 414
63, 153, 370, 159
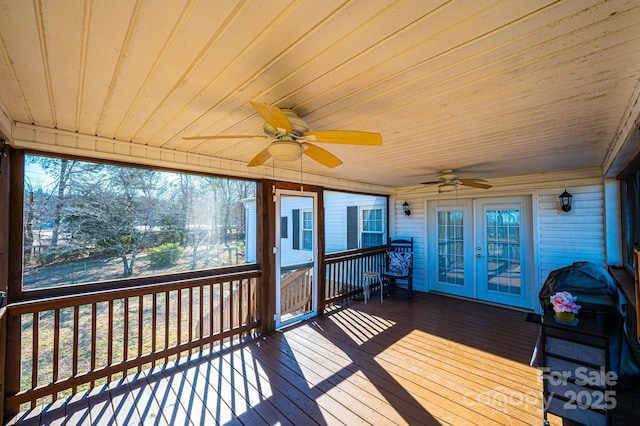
536, 262, 640, 386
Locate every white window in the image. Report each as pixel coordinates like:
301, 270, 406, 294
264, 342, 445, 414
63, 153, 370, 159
302, 210, 313, 250
361, 208, 383, 248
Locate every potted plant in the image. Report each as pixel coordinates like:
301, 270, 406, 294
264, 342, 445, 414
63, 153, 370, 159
549, 291, 581, 323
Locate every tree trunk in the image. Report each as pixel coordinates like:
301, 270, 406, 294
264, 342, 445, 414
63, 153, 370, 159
24, 191, 34, 260
120, 250, 130, 276
51, 159, 69, 249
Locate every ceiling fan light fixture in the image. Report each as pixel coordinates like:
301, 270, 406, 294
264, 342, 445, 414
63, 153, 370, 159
267, 140, 303, 161
438, 183, 457, 193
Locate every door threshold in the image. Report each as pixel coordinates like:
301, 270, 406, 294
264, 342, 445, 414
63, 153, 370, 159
428, 291, 534, 313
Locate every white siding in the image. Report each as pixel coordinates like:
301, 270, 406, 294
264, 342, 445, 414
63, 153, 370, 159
392, 195, 427, 292
324, 193, 349, 253
537, 185, 606, 283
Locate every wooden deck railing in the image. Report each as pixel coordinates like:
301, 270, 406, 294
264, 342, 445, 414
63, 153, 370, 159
3, 270, 260, 414
280, 262, 313, 316
324, 247, 386, 306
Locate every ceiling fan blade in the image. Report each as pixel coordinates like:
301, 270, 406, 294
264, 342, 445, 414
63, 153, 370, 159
303, 130, 382, 146
250, 101, 292, 134
301, 142, 343, 168
459, 179, 492, 189
247, 147, 272, 167
420, 181, 440, 185
182, 134, 267, 140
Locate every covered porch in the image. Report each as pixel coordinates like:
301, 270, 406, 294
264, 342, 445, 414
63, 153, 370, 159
6, 292, 639, 425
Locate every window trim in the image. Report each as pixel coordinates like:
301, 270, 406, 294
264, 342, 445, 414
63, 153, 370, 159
302, 209, 313, 251
360, 205, 385, 249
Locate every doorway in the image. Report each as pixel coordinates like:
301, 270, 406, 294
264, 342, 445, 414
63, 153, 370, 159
275, 190, 318, 328
427, 196, 534, 309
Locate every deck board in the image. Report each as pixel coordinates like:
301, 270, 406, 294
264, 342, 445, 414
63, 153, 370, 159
7, 292, 640, 425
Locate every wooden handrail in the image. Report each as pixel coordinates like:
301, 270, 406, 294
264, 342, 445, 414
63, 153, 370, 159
7, 269, 260, 315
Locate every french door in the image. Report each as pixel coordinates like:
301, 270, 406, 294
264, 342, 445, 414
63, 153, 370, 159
275, 190, 318, 328
428, 196, 533, 309
475, 197, 532, 308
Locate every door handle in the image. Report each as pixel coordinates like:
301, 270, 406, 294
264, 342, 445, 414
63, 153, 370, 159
476, 253, 482, 258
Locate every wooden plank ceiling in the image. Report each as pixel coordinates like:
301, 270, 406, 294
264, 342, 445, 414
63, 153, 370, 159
0, 0, 639, 187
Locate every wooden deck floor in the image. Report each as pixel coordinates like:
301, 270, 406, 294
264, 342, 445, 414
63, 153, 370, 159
6, 292, 639, 425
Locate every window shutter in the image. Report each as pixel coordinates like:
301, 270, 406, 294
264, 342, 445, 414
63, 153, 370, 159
292, 209, 300, 250
280, 216, 288, 239
347, 206, 358, 249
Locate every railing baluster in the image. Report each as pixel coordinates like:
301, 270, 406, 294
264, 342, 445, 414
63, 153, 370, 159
209, 283, 214, 339
107, 300, 113, 382
31, 312, 38, 409
177, 289, 182, 358
219, 282, 224, 334
123, 297, 129, 375
138, 295, 143, 372
246, 279, 252, 325
199, 285, 204, 352
188, 287, 193, 355
72, 306, 79, 394
91, 303, 97, 387
164, 291, 169, 364
229, 281, 234, 332
152, 293, 157, 368
238, 279, 243, 331
52, 309, 60, 401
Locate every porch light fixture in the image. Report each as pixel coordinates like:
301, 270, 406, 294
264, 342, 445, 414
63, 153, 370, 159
267, 140, 303, 161
559, 189, 573, 212
402, 201, 411, 216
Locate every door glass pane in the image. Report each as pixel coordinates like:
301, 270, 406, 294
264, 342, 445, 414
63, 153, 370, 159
437, 210, 464, 285
486, 209, 521, 294
279, 195, 314, 325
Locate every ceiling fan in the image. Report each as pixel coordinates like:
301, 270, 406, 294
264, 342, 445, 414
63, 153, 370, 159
183, 101, 382, 168
421, 169, 492, 192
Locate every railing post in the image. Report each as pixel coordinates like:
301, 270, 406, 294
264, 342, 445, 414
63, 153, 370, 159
0, 307, 6, 420
3, 310, 21, 420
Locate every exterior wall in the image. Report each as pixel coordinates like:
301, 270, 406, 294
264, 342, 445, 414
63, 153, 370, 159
393, 168, 616, 300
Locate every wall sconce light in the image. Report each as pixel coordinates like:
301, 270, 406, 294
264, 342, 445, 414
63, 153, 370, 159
559, 189, 573, 212
402, 201, 411, 216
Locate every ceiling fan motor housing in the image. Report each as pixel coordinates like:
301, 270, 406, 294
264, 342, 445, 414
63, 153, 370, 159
263, 109, 309, 138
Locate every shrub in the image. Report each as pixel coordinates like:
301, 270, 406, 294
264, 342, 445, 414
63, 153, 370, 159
148, 243, 181, 268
